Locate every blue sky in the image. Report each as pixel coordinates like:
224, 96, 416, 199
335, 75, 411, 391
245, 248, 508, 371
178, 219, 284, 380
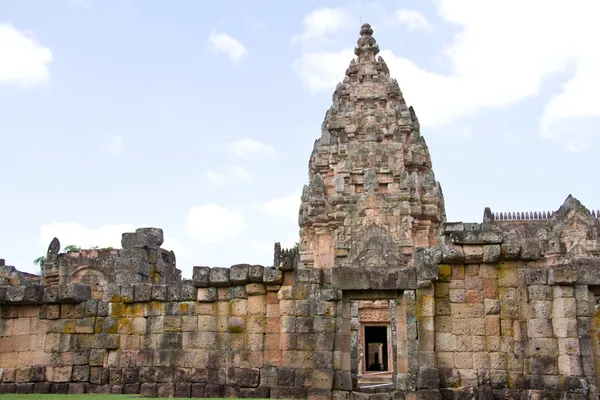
1, 0, 599, 277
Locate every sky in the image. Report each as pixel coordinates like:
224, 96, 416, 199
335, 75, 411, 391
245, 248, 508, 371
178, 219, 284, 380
1, 0, 599, 278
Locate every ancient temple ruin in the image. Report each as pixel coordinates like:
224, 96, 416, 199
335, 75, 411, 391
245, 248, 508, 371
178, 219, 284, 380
1, 23, 600, 399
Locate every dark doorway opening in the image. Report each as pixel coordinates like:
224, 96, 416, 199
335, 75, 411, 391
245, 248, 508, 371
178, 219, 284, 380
365, 325, 388, 371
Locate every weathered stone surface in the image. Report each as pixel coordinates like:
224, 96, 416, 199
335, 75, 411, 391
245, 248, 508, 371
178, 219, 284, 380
192, 267, 210, 288
209, 268, 230, 287
248, 265, 264, 283
449, 231, 502, 245
263, 268, 282, 285
4, 285, 44, 304
230, 264, 250, 285
441, 245, 464, 264
122, 228, 163, 249
133, 284, 152, 302
415, 247, 442, 282
58, 284, 91, 304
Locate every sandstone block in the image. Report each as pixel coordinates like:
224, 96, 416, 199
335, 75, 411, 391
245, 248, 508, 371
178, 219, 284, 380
449, 289, 465, 303
552, 297, 576, 319
43, 287, 59, 303
131, 284, 149, 303
435, 333, 456, 352
297, 268, 322, 284
450, 231, 502, 245
453, 352, 473, 369
311, 369, 334, 390
530, 300, 552, 319
417, 368, 440, 390
228, 317, 246, 333
441, 245, 464, 264
415, 247, 442, 282
462, 246, 483, 263
248, 296, 267, 315
482, 245, 501, 263
197, 288, 217, 302
528, 338, 558, 356
151, 285, 167, 301
264, 268, 283, 285
548, 265, 578, 285
528, 285, 552, 301
528, 319, 553, 338
230, 264, 250, 285
192, 267, 210, 287
55, 284, 91, 304
558, 355, 583, 376
246, 283, 266, 296
248, 265, 264, 283
525, 269, 547, 285
209, 268, 230, 287
558, 338, 580, 355
552, 318, 577, 338
92, 334, 119, 350
46, 366, 72, 382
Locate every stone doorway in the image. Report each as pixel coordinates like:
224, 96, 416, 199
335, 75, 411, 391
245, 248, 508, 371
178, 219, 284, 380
365, 325, 389, 371
345, 295, 400, 391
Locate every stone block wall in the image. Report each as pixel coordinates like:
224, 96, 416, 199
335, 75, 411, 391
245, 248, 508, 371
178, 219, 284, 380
3, 196, 600, 399
0, 262, 351, 399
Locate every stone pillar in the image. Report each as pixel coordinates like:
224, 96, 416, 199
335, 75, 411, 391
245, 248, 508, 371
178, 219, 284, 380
578, 286, 597, 396
341, 298, 353, 389
397, 290, 418, 391
416, 284, 439, 392
552, 286, 583, 390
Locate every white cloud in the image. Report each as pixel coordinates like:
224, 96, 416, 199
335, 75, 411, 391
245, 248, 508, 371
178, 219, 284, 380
0, 24, 52, 87
208, 29, 247, 63
105, 136, 124, 155
39, 222, 189, 257
291, 8, 354, 45
292, 1, 600, 151
395, 9, 434, 32
260, 193, 301, 223
227, 139, 276, 159
187, 204, 244, 243
292, 49, 353, 94
206, 165, 251, 183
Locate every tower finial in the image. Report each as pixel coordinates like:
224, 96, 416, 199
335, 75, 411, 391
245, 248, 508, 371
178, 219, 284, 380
355, 23, 379, 61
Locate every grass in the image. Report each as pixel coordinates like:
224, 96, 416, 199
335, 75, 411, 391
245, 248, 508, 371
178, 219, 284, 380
0, 396, 252, 400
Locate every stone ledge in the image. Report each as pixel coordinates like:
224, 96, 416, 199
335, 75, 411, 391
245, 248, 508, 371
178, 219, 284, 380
549, 259, 600, 285
331, 267, 416, 290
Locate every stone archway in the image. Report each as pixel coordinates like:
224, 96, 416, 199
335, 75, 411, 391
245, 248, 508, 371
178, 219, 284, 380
71, 267, 108, 300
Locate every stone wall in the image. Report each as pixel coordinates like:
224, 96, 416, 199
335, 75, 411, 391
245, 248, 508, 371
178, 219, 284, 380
0, 260, 351, 399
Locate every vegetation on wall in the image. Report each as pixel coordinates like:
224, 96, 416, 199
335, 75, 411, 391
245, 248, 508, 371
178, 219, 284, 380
32, 244, 113, 267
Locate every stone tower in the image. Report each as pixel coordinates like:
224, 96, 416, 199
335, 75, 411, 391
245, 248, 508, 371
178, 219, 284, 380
298, 24, 446, 277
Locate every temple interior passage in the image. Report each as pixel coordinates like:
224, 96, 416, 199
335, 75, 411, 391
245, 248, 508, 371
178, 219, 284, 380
365, 326, 388, 372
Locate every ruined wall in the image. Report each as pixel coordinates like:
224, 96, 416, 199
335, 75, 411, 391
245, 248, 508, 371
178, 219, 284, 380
42, 228, 181, 290
412, 195, 600, 399
0, 259, 352, 398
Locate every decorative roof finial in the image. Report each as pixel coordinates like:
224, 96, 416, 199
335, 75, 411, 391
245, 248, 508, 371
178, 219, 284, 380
354, 23, 379, 61
360, 23, 373, 37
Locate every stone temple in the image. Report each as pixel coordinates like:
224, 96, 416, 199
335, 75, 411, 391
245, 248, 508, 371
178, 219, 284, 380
1, 23, 600, 400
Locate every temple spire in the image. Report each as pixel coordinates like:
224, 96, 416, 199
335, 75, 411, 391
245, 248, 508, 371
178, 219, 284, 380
354, 23, 380, 62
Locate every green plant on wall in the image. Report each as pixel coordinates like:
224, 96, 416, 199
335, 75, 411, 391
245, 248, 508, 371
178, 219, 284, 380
33, 256, 46, 267
90, 246, 114, 251
63, 244, 81, 252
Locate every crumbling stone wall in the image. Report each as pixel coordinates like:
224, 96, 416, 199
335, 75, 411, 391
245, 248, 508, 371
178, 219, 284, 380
42, 228, 181, 290
0, 257, 351, 399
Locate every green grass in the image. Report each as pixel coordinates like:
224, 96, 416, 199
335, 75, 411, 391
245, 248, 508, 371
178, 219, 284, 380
0, 396, 251, 400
